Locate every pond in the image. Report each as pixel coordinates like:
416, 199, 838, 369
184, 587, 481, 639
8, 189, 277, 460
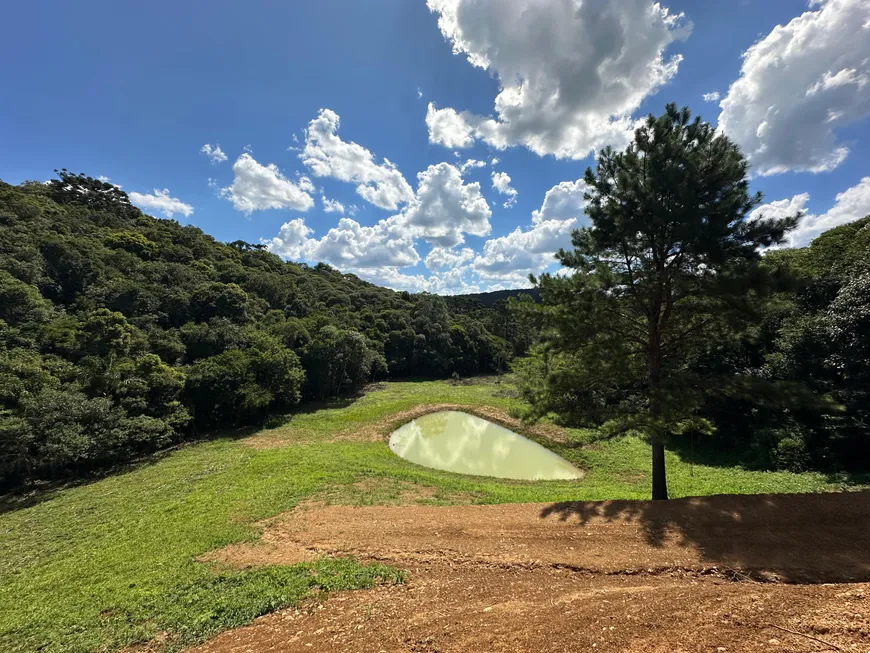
388, 410, 583, 481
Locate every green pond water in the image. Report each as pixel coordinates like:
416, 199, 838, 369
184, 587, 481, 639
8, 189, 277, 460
388, 410, 583, 481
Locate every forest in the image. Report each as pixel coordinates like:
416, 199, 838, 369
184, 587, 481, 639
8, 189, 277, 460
2, 121, 869, 493
0, 172, 519, 487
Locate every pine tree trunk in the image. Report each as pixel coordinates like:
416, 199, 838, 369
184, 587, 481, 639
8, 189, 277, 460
651, 437, 668, 500
648, 319, 669, 500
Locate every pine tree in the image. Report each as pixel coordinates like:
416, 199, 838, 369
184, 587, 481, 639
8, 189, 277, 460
534, 104, 799, 499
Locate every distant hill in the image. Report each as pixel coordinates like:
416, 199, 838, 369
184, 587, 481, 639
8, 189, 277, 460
445, 288, 540, 308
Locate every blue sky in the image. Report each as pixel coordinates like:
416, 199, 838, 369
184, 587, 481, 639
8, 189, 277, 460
2, 0, 869, 293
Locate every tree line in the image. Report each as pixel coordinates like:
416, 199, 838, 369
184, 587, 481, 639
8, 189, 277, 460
0, 172, 518, 488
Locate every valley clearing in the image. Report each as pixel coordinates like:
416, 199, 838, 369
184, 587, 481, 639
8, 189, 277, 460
2, 381, 867, 653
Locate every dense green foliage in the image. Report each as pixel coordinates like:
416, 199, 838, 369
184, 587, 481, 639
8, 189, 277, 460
694, 216, 870, 472
0, 172, 512, 487
1, 379, 859, 653
516, 107, 870, 482
518, 105, 796, 498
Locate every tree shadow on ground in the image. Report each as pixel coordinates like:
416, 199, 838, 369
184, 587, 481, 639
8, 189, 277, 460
540, 491, 870, 583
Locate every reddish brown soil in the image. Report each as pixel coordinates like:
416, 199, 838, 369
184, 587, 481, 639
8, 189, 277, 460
191, 492, 870, 653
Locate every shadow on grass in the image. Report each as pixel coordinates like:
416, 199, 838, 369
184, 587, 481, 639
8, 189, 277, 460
667, 435, 870, 490
539, 491, 870, 583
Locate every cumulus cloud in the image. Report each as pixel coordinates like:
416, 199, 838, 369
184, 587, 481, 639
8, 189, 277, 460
718, 0, 870, 175
321, 196, 346, 214
425, 0, 690, 159
491, 170, 518, 208
399, 162, 492, 247
425, 103, 476, 148
300, 109, 415, 210
702, 91, 720, 102
264, 160, 492, 287
263, 218, 314, 260
264, 215, 419, 271
425, 246, 476, 270
200, 143, 228, 163
265, 221, 478, 293
754, 177, 870, 248
129, 188, 193, 218
219, 153, 314, 215
362, 265, 480, 295
473, 179, 588, 282
530, 178, 589, 224
459, 159, 487, 174
490, 157, 499, 166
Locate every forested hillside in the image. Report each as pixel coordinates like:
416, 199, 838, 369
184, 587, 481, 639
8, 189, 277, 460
518, 211, 870, 474
0, 172, 513, 487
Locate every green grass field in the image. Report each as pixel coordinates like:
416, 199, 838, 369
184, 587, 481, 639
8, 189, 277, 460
0, 379, 862, 653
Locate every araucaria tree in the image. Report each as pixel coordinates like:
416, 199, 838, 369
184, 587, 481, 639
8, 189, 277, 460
532, 104, 798, 500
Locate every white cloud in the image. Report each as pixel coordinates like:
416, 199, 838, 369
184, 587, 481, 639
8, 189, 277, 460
308, 217, 419, 270
459, 158, 487, 174
321, 196, 346, 214
425, 0, 690, 159
718, 0, 870, 176
473, 179, 588, 282
265, 160, 492, 285
200, 143, 228, 164
755, 177, 870, 248
400, 162, 492, 247
749, 193, 811, 226
263, 218, 314, 260
265, 215, 420, 272
491, 170, 518, 208
490, 157, 499, 166
219, 153, 314, 215
265, 219, 479, 293
531, 178, 589, 224
361, 265, 480, 295
129, 189, 194, 218
425, 103, 476, 148
300, 109, 415, 210
292, 133, 299, 143
417, 87, 424, 99
702, 91, 720, 102
425, 246, 476, 270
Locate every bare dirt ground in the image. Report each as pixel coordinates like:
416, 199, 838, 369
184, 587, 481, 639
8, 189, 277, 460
192, 492, 870, 652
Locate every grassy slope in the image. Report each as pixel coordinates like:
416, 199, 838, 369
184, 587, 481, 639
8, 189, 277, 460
0, 380, 860, 653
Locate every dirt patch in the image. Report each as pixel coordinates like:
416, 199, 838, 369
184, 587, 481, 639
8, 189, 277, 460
188, 567, 868, 653
191, 492, 870, 653
204, 492, 870, 583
